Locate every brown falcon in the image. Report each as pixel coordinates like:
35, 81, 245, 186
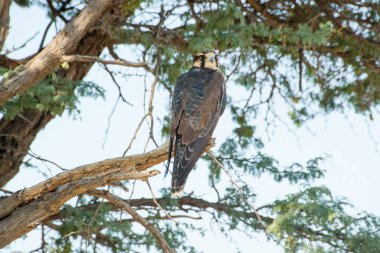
167, 51, 226, 196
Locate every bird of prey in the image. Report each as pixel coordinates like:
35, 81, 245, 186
167, 51, 226, 196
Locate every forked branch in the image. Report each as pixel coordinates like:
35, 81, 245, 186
89, 189, 176, 253
0, 140, 215, 248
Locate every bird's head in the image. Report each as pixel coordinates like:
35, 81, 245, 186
193, 51, 220, 70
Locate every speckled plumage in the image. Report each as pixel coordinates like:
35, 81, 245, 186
167, 66, 226, 195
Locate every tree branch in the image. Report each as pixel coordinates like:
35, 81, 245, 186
0, 140, 215, 248
0, 55, 30, 69
44, 220, 118, 250
0, 0, 115, 106
0, 0, 11, 51
89, 189, 176, 253
49, 194, 272, 228
61, 54, 151, 70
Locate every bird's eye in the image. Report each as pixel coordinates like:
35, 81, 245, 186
208, 56, 214, 63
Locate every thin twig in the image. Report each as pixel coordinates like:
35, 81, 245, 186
144, 75, 160, 151
86, 200, 104, 249
61, 55, 151, 69
41, 224, 46, 253
128, 180, 137, 200
39, 20, 53, 51
143, 49, 161, 151
207, 151, 285, 248
101, 64, 133, 106
28, 149, 67, 171
47, 0, 69, 23
146, 180, 177, 223
0, 188, 13, 195
3, 32, 39, 54
89, 189, 176, 253
102, 96, 120, 148
298, 48, 303, 92
122, 113, 149, 156
226, 54, 241, 83
123, 51, 160, 155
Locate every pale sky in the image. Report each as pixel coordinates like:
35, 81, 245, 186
2, 3, 380, 253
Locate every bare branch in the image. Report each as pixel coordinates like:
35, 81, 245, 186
28, 149, 67, 171
102, 96, 121, 148
61, 55, 151, 69
88, 189, 176, 253
123, 113, 149, 156
44, 220, 118, 250
102, 64, 133, 106
0, 140, 215, 248
146, 179, 176, 222
47, 0, 69, 23
0, 188, 13, 195
207, 151, 284, 247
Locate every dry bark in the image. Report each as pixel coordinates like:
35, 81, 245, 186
0, 139, 214, 248
0, 0, 11, 50
0, 142, 168, 248
0, 0, 114, 106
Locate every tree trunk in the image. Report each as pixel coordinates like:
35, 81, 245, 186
0, 111, 54, 187
0, 0, 11, 50
0, 0, 128, 187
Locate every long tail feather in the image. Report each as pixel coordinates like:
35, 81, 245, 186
165, 135, 174, 177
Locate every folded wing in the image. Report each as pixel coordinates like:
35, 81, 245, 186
168, 68, 225, 195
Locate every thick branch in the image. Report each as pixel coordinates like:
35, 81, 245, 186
0, 0, 11, 50
0, 146, 164, 247
0, 142, 169, 220
89, 190, 176, 253
0, 0, 114, 106
0, 140, 214, 248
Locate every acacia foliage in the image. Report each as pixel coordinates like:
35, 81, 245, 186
1, 0, 380, 252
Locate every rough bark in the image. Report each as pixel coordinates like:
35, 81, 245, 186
0, 142, 162, 248
0, 140, 214, 248
0, 0, 114, 106
0, 0, 127, 187
0, 0, 11, 50
0, 111, 54, 187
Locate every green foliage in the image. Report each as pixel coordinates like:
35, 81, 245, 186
160, 115, 171, 137
49, 195, 203, 253
268, 186, 380, 253
14, 0, 31, 7
7, 1, 380, 253
125, 0, 380, 123
0, 71, 105, 120
124, 0, 143, 16
206, 146, 325, 185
